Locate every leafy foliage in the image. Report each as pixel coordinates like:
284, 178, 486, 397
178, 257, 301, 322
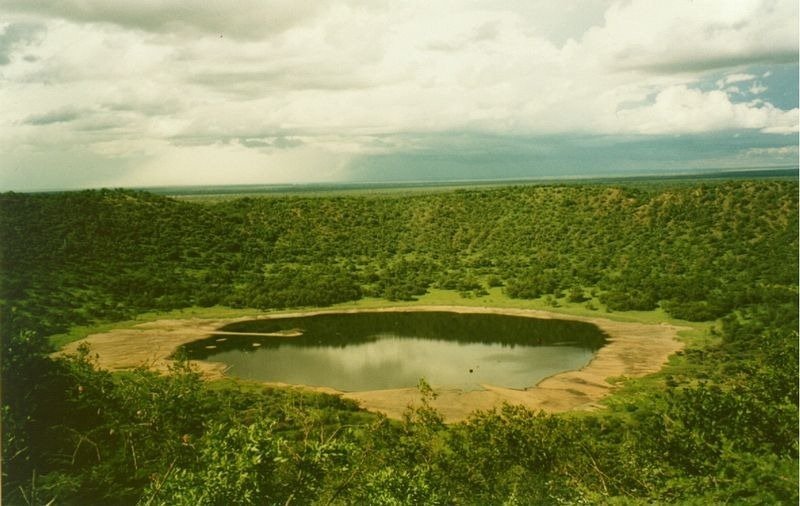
2, 182, 797, 340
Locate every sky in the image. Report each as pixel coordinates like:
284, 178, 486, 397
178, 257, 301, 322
1, 0, 798, 191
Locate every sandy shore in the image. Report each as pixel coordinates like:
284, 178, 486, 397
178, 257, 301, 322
57, 306, 687, 422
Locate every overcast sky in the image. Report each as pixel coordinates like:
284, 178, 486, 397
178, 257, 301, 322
1, 0, 798, 190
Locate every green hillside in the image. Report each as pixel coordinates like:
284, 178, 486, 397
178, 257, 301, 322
2, 181, 796, 336
1, 181, 797, 504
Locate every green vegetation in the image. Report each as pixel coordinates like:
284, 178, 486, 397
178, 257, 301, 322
3, 181, 796, 337
1, 180, 797, 503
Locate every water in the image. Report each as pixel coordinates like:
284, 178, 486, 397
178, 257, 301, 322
180, 311, 606, 392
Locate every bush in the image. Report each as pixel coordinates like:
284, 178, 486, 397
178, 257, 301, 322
600, 290, 658, 311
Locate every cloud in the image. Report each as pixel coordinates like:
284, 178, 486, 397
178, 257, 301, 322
24, 108, 82, 125
759, 125, 798, 134
103, 97, 182, 117
238, 136, 304, 150
614, 85, 798, 135
426, 21, 502, 52
0, 0, 797, 190
586, 0, 798, 73
625, 52, 796, 74
719, 73, 757, 86
2, 0, 327, 40
742, 145, 799, 157
188, 68, 379, 97
0, 21, 45, 65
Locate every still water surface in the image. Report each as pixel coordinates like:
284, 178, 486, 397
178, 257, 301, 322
181, 312, 606, 392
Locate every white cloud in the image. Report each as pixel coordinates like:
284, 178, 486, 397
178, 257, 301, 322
717, 73, 757, 88
2, 0, 328, 40
716, 73, 769, 96
743, 145, 799, 157
613, 85, 798, 135
585, 0, 798, 73
759, 125, 799, 134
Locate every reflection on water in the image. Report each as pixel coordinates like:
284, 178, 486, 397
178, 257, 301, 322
180, 312, 606, 392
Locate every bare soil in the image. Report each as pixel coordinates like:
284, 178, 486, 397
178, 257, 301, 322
57, 306, 687, 422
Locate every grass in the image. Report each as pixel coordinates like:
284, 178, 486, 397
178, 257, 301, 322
332, 287, 708, 328
48, 287, 711, 349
